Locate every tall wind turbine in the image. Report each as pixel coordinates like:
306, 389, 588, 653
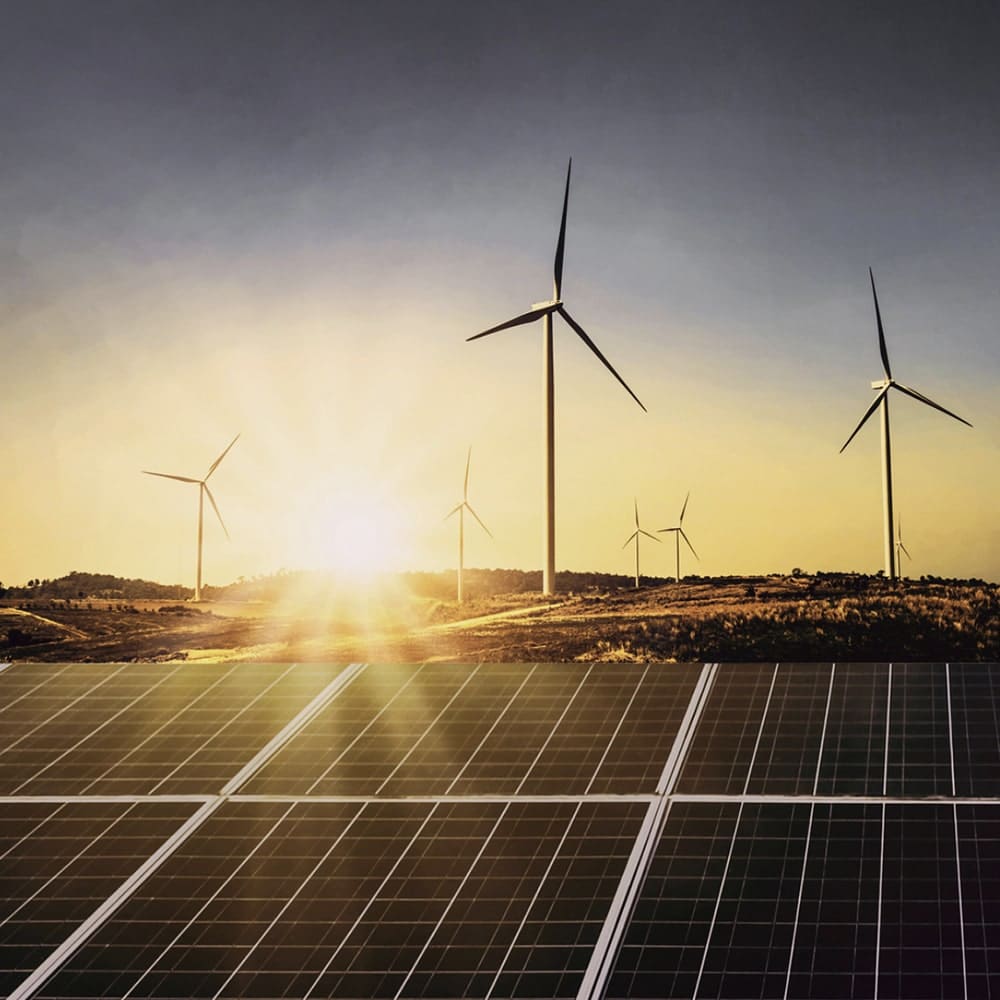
143, 434, 239, 602
658, 492, 699, 583
623, 498, 660, 588
467, 159, 646, 596
840, 269, 971, 580
895, 516, 912, 571
444, 447, 492, 602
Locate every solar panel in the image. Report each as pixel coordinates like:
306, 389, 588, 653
0, 662, 345, 796
1, 659, 999, 1000
0, 800, 200, 996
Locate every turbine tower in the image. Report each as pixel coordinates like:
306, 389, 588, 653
444, 447, 492, 602
895, 516, 912, 572
658, 492, 699, 583
840, 269, 971, 580
467, 159, 645, 596
143, 434, 239, 602
622, 498, 660, 588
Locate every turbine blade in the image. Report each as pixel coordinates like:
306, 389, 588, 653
556, 306, 646, 412
679, 491, 690, 524
634, 497, 639, 529
657, 526, 677, 534
640, 529, 661, 543
899, 542, 912, 560
206, 433, 240, 479
623, 531, 638, 549
839, 386, 889, 453
464, 447, 472, 501
680, 528, 699, 559
143, 471, 200, 484
465, 502, 493, 538
869, 268, 892, 380
467, 303, 558, 341
444, 504, 462, 521
892, 382, 973, 428
553, 158, 572, 299
203, 484, 229, 540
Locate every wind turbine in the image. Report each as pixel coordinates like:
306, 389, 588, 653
839, 269, 971, 580
658, 492, 699, 583
623, 498, 660, 588
467, 159, 646, 596
143, 434, 239, 602
895, 516, 912, 571
444, 447, 492, 602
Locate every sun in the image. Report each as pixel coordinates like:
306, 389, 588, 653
314, 506, 400, 582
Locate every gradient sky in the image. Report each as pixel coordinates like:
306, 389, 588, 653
3, 0, 998, 588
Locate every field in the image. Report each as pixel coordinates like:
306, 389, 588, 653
2, 574, 996, 663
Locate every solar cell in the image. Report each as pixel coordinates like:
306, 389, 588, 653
879, 804, 965, 999
746, 663, 833, 795
885, 663, 954, 797
957, 804, 1000, 999
814, 662, 890, 796
675, 664, 777, 795
949, 663, 1000, 797
785, 803, 881, 1000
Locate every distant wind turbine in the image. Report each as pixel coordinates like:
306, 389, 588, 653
444, 447, 492, 602
143, 434, 239, 602
895, 516, 911, 570
840, 269, 971, 581
658, 492, 699, 583
623, 498, 660, 589
467, 159, 646, 596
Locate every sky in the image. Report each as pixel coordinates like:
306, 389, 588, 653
2, 0, 998, 588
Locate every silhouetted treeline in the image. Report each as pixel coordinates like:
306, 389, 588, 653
1, 572, 190, 600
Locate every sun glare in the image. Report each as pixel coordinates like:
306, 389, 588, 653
316, 507, 400, 582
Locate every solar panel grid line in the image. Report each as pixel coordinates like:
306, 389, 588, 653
0, 794, 215, 804
295, 661, 430, 796
582, 664, 651, 796
952, 802, 970, 1000
670, 794, 1000, 807
811, 663, 837, 797
689, 662, 780, 1000
0, 802, 68, 864
6, 797, 221, 1000
946, 662, 957, 798
372, 663, 484, 796
0, 664, 130, 761
513, 664, 596, 796
115, 803, 298, 1000
219, 662, 365, 796
874, 801, 886, 998
77, 662, 243, 796
657, 663, 719, 796
443, 664, 540, 795
576, 663, 719, 1000
777, 664, 837, 998
0, 664, 75, 720
482, 801, 584, 999
228, 793, 659, 805
0, 802, 140, 936
575, 798, 667, 1000
8, 663, 189, 796
149, 661, 312, 796
883, 663, 893, 797
297, 801, 443, 1000
390, 802, 513, 999
781, 800, 816, 1000
205, 804, 372, 1000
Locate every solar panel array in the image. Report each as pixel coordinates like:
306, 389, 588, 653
0, 659, 997, 999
